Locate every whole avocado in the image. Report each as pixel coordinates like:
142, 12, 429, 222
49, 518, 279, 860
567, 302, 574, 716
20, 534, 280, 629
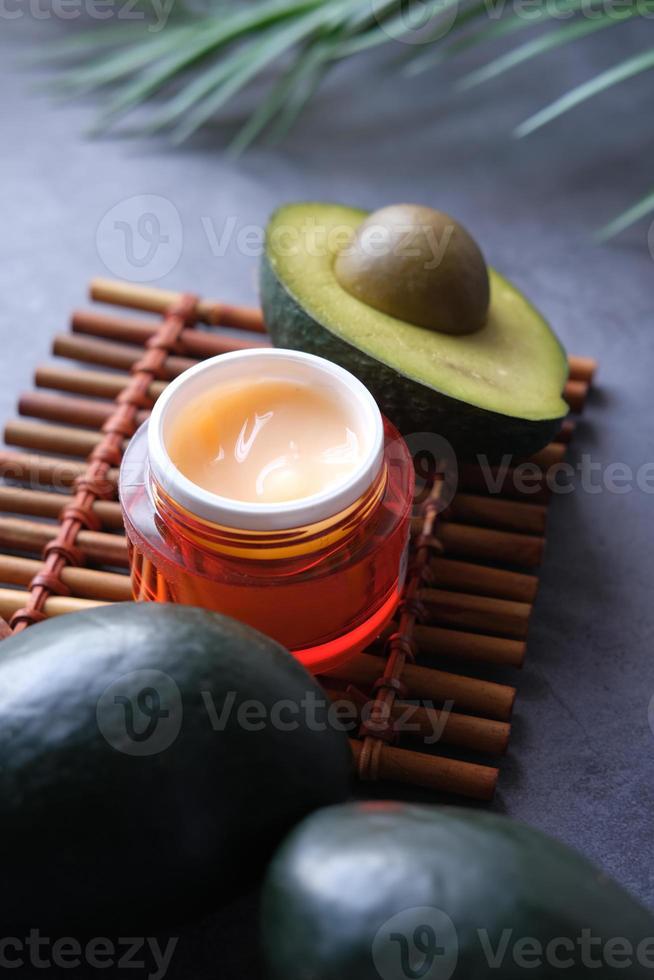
262, 802, 654, 980
0, 603, 351, 930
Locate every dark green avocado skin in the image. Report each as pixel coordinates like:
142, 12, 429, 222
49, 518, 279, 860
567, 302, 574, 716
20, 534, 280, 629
261, 257, 562, 462
262, 803, 654, 980
0, 603, 351, 931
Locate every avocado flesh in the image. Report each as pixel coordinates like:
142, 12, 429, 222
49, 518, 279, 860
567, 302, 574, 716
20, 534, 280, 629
263, 203, 568, 428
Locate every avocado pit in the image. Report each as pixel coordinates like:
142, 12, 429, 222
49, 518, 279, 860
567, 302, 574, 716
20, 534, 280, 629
333, 203, 490, 336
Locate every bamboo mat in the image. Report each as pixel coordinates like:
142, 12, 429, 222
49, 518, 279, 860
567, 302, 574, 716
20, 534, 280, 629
0, 278, 597, 800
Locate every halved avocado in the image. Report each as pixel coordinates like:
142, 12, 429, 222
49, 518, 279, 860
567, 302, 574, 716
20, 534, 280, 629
260, 202, 569, 460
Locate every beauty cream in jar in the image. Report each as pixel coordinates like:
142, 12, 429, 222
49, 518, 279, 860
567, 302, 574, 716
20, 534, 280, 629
119, 349, 414, 674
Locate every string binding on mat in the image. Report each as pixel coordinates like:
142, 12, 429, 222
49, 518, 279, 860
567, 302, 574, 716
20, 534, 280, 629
6, 293, 199, 634
356, 476, 444, 771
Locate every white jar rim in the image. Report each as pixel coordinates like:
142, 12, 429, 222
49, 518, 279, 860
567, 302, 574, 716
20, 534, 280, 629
147, 348, 385, 531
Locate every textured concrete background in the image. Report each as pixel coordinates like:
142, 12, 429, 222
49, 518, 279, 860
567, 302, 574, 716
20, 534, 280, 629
1, 14, 653, 974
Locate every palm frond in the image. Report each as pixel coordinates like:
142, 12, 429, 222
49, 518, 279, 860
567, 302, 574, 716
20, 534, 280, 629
230, 33, 343, 153
33, 25, 158, 62
47, 0, 654, 236
53, 23, 203, 96
94, 0, 327, 128
405, 0, 587, 74
515, 45, 654, 136
596, 190, 654, 241
172, 4, 342, 142
457, 12, 639, 91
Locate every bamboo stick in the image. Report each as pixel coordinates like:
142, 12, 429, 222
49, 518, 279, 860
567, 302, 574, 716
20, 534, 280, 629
0, 555, 131, 602
435, 523, 544, 568
35, 364, 128, 400
0, 587, 107, 620
35, 364, 165, 402
525, 442, 567, 469
0, 450, 119, 493
72, 309, 269, 357
563, 379, 589, 413
0, 485, 123, 530
373, 619, 526, 668
427, 557, 538, 603
567, 355, 597, 384
451, 439, 567, 505
349, 738, 498, 800
20, 391, 148, 431
419, 588, 531, 639
456, 463, 550, 503
89, 278, 266, 332
413, 624, 526, 668
331, 653, 516, 720
417, 494, 547, 535
324, 688, 510, 754
53, 334, 195, 380
0, 516, 128, 567
5, 419, 113, 458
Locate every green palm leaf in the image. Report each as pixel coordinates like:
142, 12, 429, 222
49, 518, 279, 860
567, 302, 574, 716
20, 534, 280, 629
230, 34, 342, 153
171, 3, 348, 142
457, 13, 640, 91
515, 45, 654, 137
596, 190, 654, 241
52, 23, 203, 96
405, 0, 589, 74
95, 0, 326, 127
46, 0, 654, 236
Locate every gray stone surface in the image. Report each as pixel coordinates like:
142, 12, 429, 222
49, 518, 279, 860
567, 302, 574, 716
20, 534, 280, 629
1, 14, 653, 971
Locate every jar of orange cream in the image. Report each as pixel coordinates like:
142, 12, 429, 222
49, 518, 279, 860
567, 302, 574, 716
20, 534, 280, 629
119, 349, 414, 673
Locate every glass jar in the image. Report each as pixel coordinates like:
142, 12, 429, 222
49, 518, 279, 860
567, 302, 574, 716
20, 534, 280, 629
119, 349, 414, 673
